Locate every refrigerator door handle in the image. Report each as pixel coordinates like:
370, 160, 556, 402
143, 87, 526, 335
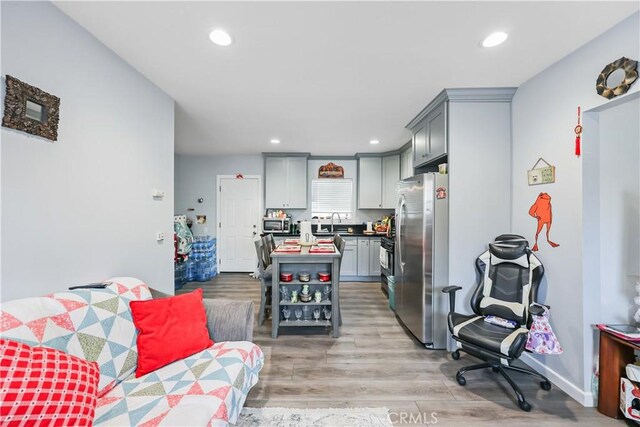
397, 195, 406, 274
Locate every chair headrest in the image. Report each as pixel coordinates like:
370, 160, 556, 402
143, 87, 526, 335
489, 240, 529, 268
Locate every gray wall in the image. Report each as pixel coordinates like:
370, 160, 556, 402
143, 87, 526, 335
1, 2, 175, 300
511, 12, 639, 405
448, 101, 513, 313
174, 154, 264, 237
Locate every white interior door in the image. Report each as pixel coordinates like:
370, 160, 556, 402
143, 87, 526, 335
218, 176, 260, 272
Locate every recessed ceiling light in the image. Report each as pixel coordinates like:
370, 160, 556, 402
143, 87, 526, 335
209, 29, 233, 47
270, 139, 280, 144
369, 139, 380, 145
482, 31, 508, 48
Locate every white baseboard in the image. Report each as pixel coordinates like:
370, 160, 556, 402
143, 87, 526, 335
521, 353, 595, 407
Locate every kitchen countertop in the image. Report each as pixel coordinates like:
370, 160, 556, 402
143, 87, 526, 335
264, 231, 388, 238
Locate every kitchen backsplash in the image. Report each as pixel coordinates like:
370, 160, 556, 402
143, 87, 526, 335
289, 209, 394, 226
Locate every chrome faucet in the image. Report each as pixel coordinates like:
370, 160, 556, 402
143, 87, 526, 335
330, 212, 341, 233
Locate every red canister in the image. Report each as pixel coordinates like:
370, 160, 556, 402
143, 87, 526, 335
318, 272, 331, 282
280, 272, 293, 282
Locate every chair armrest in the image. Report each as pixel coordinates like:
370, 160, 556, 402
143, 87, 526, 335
203, 298, 255, 342
529, 303, 550, 316
442, 286, 462, 313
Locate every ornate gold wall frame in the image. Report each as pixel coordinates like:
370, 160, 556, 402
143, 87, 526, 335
596, 57, 638, 100
2, 75, 60, 141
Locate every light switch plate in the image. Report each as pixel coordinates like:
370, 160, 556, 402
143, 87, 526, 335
156, 232, 164, 242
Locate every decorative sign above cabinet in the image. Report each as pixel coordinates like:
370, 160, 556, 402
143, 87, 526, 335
318, 162, 344, 178
2, 75, 60, 141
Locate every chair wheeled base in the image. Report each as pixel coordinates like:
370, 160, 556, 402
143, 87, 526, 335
450, 344, 552, 412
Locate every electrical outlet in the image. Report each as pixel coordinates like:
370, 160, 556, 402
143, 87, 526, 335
156, 232, 164, 242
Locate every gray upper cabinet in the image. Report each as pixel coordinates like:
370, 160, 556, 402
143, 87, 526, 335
381, 155, 400, 209
408, 99, 448, 168
265, 156, 308, 209
358, 155, 399, 209
426, 102, 447, 162
400, 146, 413, 179
265, 157, 287, 208
358, 157, 382, 209
412, 123, 427, 166
285, 156, 307, 208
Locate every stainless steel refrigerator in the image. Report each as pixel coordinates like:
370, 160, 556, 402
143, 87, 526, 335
394, 173, 449, 349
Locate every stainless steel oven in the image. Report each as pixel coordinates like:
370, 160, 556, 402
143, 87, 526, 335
262, 217, 291, 234
380, 235, 394, 296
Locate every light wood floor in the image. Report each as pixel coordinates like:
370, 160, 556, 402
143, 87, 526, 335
178, 273, 622, 426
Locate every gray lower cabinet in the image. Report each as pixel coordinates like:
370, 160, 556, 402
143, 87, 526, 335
270, 235, 378, 280
356, 237, 381, 276
369, 238, 381, 276
357, 239, 370, 276
340, 238, 358, 277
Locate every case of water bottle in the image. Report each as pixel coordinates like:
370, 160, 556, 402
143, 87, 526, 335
175, 236, 217, 289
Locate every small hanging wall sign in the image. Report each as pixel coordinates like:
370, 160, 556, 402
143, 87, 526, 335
574, 106, 583, 157
527, 158, 556, 186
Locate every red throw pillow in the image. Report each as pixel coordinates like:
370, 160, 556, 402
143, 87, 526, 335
0, 339, 100, 427
130, 288, 213, 377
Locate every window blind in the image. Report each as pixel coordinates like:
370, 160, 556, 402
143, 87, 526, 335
311, 179, 353, 217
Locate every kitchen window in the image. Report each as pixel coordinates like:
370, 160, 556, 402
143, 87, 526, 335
311, 179, 353, 220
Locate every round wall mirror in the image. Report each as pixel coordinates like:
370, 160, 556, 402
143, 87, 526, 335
596, 57, 638, 99
605, 68, 627, 89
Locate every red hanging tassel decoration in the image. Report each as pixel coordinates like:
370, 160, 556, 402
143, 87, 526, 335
574, 107, 582, 157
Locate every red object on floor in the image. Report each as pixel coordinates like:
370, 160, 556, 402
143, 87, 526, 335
130, 288, 213, 377
0, 339, 100, 427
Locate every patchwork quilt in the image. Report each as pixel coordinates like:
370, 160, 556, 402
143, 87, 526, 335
1, 278, 265, 426
94, 342, 264, 426
0, 277, 152, 396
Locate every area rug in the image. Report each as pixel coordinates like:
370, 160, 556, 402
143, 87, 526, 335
237, 407, 392, 426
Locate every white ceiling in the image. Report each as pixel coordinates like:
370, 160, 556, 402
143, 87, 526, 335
54, 1, 639, 156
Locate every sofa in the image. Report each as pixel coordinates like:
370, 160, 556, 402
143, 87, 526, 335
0, 277, 264, 426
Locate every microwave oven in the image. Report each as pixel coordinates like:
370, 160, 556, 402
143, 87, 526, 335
262, 217, 291, 233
